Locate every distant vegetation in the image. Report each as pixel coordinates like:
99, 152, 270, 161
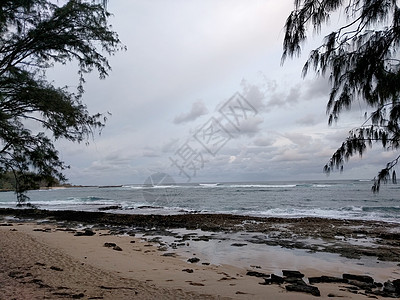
0, 172, 61, 192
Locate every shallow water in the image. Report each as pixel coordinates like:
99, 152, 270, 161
138, 228, 400, 283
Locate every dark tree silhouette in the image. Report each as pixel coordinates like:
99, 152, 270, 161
0, 0, 124, 204
282, 0, 400, 191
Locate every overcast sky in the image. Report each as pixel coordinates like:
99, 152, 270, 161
51, 0, 393, 185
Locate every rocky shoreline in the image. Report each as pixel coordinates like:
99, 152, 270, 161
1, 208, 400, 262
1, 208, 400, 298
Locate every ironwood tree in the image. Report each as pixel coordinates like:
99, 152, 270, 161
282, 0, 400, 191
0, 0, 124, 204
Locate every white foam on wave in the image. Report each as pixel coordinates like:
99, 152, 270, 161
226, 184, 297, 188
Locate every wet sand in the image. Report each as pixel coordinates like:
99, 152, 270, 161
0, 209, 400, 299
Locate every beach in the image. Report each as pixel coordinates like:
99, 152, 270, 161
0, 209, 400, 299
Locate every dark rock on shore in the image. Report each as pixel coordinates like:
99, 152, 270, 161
343, 273, 374, 284
182, 269, 193, 273
103, 242, 122, 251
270, 274, 284, 284
392, 279, 400, 293
246, 271, 270, 278
284, 277, 307, 285
74, 229, 95, 236
231, 243, 247, 247
347, 279, 377, 290
162, 253, 176, 257
282, 270, 304, 278
187, 257, 200, 263
370, 280, 400, 298
308, 276, 347, 284
113, 245, 122, 251
286, 284, 321, 296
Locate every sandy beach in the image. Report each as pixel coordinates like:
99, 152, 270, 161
0, 209, 400, 299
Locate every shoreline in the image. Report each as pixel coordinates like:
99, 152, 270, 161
1, 208, 400, 299
1, 208, 400, 261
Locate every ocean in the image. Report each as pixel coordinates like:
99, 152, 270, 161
0, 180, 399, 223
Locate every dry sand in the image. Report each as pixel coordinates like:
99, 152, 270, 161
1, 220, 399, 299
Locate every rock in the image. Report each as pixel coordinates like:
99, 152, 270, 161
104, 242, 117, 248
157, 246, 168, 252
308, 276, 348, 284
282, 270, 304, 278
74, 229, 95, 236
342, 273, 374, 284
393, 279, 400, 293
113, 245, 123, 251
270, 274, 284, 284
50, 266, 63, 271
260, 279, 271, 285
231, 243, 247, 247
347, 280, 376, 290
162, 253, 176, 257
285, 277, 307, 285
246, 271, 270, 278
189, 282, 204, 286
187, 257, 200, 263
182, 269, 194, 273
286, 284, 321, 296
33, 228, 51, 232
383, 281, 396, 293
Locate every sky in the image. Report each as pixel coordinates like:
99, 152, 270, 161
50, 0, 394, 185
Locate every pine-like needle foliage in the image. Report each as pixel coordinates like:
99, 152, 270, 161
0, 0, 124, 204
282, 0, 400, 192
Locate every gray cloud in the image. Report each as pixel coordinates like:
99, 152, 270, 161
253, 136, 275, 147
296, 113, 321, 126
161, 138, 180, 153
240, 80, 267, 112
49, 1, 388, 185
234, 116, 264, 138
303, 77, 331, 101
173, 100, 209, 124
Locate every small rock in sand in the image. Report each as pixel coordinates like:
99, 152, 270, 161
113, 245, 123, 251
74, 229, 95, 236
182, 269, 194, 273
187, 257, 200, 263
231, 243, 247, 247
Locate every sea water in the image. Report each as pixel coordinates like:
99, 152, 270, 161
0, 180, 399, 223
